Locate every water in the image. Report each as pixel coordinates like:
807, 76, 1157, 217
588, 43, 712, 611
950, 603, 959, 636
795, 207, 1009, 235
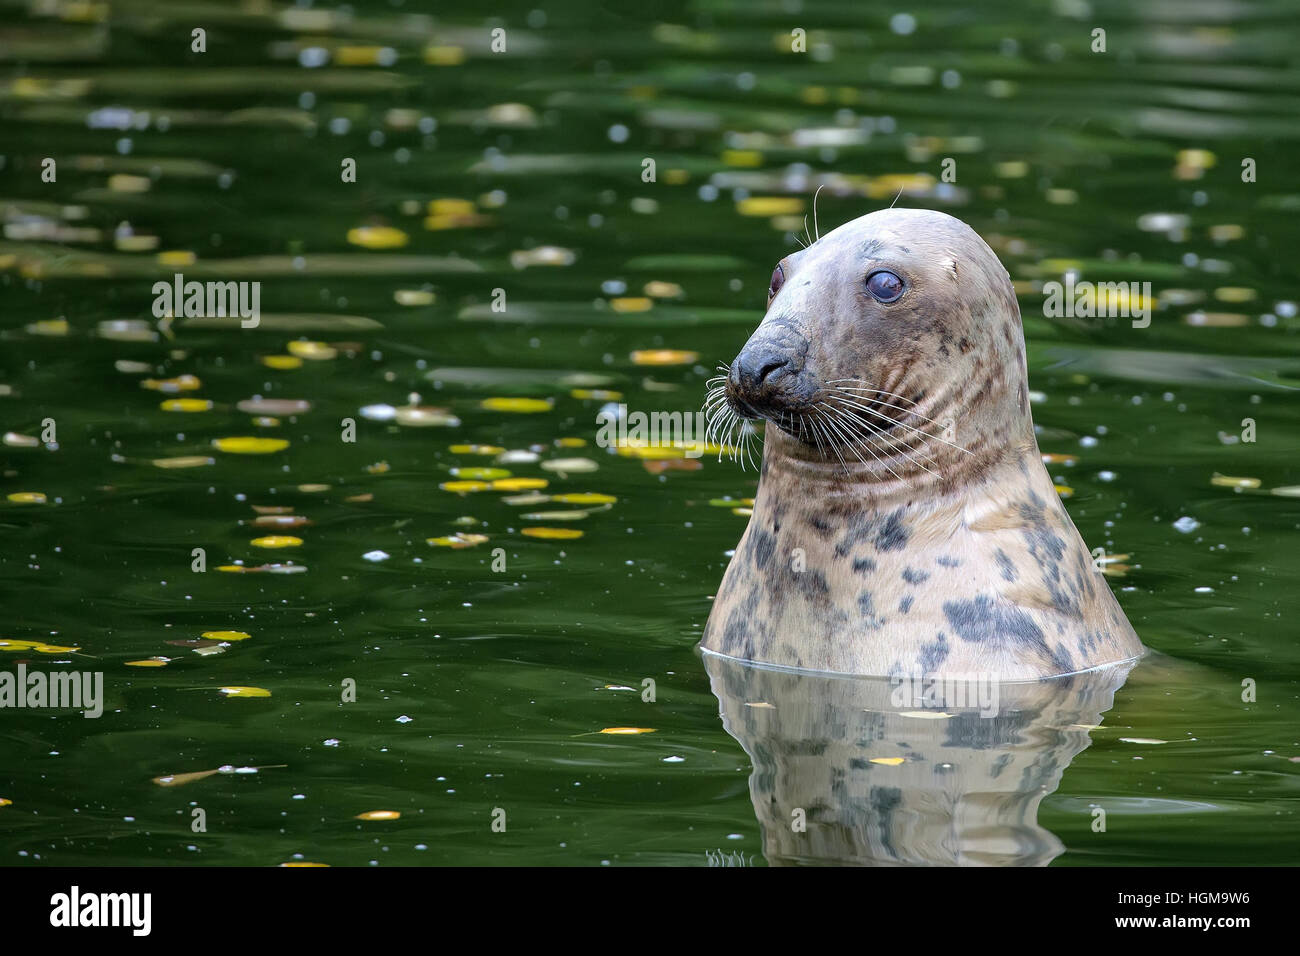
1, 0, 1298, 866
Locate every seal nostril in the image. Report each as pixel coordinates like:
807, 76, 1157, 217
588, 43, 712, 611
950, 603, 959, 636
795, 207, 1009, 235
757, 359, 789, 384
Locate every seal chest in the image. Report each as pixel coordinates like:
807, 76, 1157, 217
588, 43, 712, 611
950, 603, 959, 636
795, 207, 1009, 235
701, 208, 1143, 680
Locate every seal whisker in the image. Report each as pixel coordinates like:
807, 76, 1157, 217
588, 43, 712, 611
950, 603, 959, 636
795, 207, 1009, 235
821, 401, 942, 479
825, 390, 953, 460
816, 404, 909, 482
826, 386, 974, 456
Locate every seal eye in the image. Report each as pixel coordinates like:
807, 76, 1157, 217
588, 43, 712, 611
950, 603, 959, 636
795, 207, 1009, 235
866, 270, 904, 303
768, 264, 785, 303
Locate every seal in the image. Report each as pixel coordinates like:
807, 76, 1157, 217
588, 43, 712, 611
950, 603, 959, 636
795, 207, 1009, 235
701, 207, 1143, 680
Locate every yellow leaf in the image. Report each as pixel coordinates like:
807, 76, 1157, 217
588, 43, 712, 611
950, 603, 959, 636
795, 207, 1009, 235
521, 527, 583, 540
347, 226, 409, 249
427, 533, 489, 548
126, 658, 170, 667
213, 436, 290, 454
480, 397, 554, 413
551, 493, 617, 505
260, 354, 304, 370
610, 297, 653, 313
151, 455, 215, 469
423, 45, 465, 66
156, 250, 196, 267
450, 467, 511, 480
218, 686, 271, 698
287, 340, 338, 360
355, 810, 401, 821
555, 437, 587, 448
630, 349, 698, 366
141, 374, 202, 393
428, 198, 476, 216
33, 643, 80, 654
201, 630, 251, 641
491, 478, 548, 491
6, 492, 47, 504
250, 535, 302, 548
450, 444, 504, 455
440, 480, 491, 493
599, 727, 655, 735
869, 757, 905, 766
0, 798, 12, 807
279, 862, 330, 867
736, 197, 804, 217
160, 398, 214, 412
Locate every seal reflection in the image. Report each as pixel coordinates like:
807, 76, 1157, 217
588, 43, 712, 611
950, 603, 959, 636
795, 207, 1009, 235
703, 650, 1135, 866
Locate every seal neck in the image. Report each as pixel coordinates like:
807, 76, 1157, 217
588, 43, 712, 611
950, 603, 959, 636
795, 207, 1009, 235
758, 425, 1037, 510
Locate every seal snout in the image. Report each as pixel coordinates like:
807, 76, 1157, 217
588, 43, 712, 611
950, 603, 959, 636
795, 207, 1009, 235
727, 341, 802, 419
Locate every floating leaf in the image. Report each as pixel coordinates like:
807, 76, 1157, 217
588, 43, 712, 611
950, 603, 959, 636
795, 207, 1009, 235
152, 769, 219, 787
126, 658, 171, 667
643, 458, 702, 474
491, 478, 548, 491
629, 349, 698, 366
450, 467, 511, 480
450, 444, 504, 455
237, 398, 313, 416
1119, 737, 1169, 745
555, 437, 587, 448
869, 757, 905, 766
480, 397, 553, 413
394, 406, 460, 427
279, 862, 330, 867
441, 480, 491, 493
287, 340, 338, 360
599, 727, 655, 735
552, 493, 617, 505
522, 527, 583, 539
141, 374, 201, 393
1270, 486, 1300, 497
521, 510, 590, 521
6, 492, 47, 504
501, 492, 550, 506
260, 355, 303, 370
365, 461, 391, 474
540, 458, 599, 474
427, 533, 489, 548
735, 197, 804, 217
151, 455, 215, 469
1211, 473, 1261, 489
251, 515, 311, 528
213, 436, 290, 454
201, 630, 251, 642
250, 536, 302, 548
0, 798, 11, 807
610, 297, 653, 313
160, 398, 214, 412
355, 810, 401, 821
347, 226, 409, 249
218, 686, 271, 698
394, 289, 436, 306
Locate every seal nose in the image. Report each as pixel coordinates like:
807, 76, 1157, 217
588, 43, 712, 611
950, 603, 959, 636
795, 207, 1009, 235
730, 346, 793, 392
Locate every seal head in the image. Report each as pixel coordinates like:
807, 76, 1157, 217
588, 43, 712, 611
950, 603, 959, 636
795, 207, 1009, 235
702, 208, 1143, 679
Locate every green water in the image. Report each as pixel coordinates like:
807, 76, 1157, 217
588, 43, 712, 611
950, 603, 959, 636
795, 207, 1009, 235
1, 0, 1298, 866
